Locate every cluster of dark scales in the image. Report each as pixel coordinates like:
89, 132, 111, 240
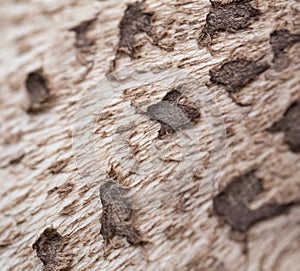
23, 2, 300, 259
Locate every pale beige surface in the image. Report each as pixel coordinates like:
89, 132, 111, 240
0, 0, 300, 270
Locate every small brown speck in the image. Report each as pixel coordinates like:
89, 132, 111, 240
48, 181, 75, 200
48, 159, 69, 174
59, 200, 79, 216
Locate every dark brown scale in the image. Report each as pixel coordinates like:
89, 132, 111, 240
162, 89, 182, 103
118, 0, 154, 58
200, 0, 259, 42
209, 58, 269, 92
146, 89, 200, 137
147, 102, 195, 131
269, 102, 300, 153
69, 18, 96, 48
25, 71, 50, 106
270, 29, 300, 58
100, 181, 143, 245
213, 171, 297, 231
32, 227, 72, 271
